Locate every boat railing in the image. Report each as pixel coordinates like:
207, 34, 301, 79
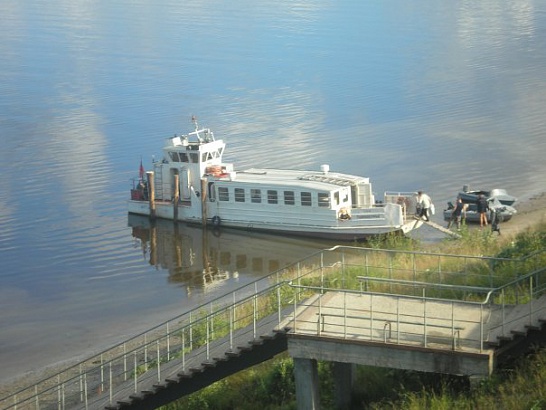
383, 191, 419, 220
350, 202, 413, 225
348, 207, 387, 217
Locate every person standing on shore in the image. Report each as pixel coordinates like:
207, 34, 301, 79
477, 194, 489, 227
416, 191, 433, 221
447, 197, 465, 230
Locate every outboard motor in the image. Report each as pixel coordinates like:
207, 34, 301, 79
490, 207, 503, 234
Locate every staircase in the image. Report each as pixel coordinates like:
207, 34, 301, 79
486, 295, 546, 358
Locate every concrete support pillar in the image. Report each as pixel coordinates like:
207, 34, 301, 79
333, 362, 355, 410
294, 357, 320, 410
469, 375, 485, 390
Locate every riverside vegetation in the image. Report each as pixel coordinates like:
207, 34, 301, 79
161, 222, 546, 410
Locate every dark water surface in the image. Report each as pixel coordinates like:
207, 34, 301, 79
1, 0, 545, 383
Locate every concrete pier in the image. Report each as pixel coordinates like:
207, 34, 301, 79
294, 358, 320, 410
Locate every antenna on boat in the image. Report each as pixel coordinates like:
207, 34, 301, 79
191, 115, 198, 131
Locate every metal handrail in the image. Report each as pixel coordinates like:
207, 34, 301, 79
287, 282, 485, 351
356, 275, 495, 296
2, 246, 544, 409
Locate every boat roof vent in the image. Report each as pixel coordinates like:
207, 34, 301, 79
298, 174, 352, 186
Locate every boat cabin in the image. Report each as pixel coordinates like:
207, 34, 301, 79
152, 126, 374, 218
128, 119, 419, 239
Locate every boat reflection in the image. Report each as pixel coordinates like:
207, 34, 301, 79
128, 215, 336, 294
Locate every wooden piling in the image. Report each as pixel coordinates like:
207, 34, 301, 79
201, 178, 207, 226
146, 171, 156, 220
173, 174, 179, 222
149, 222, 157, 266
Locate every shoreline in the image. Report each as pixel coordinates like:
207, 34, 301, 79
2, 192, 546, 397
491, 191, 546, 238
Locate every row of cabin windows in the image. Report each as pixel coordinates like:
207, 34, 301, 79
217, 187, 331, 207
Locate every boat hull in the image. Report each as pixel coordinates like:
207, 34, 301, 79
458, 188, 517, 207
128, 200, 423, 241
444, 187, 517, 224
443, 209, 514, 223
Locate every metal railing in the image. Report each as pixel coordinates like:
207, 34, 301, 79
485, 265, 546, 339
1, 246, 545, 410
287, 283, 487, 351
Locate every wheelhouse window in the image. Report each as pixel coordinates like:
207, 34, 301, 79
267, 190, 278, 204
168, 151, 190, 162
202, 148, 223, 161
284, 191, 295, 205
218, 187, 229, 202
251, 189, 262, 203
234, 188, 245, 202
318, 192, 330, 207
334, 192, 340, 206
169, 152, 180, 162
301, 192, 312, 206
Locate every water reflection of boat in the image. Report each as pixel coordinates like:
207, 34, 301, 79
128, 214, 334, 293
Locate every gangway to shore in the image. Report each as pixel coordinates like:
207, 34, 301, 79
423, 219, 462, 238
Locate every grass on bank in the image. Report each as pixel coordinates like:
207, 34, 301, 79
161, 347, 546, 410
161, 222, 546, 410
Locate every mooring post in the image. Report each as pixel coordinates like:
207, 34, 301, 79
173, 174, 179, 222
201, 178, 207, 226
146, 171, 156, 220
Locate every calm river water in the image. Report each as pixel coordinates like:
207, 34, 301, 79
1, 0, 545, 384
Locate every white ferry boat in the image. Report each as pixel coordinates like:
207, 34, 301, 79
128, 118, 423, 241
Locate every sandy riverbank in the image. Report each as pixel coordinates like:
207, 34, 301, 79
493, 191, 546, 238
2, 193, 546, 399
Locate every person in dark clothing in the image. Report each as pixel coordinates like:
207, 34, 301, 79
477, 194, 489, 228
447, 197, 464, 230
490, 207, 501, 234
